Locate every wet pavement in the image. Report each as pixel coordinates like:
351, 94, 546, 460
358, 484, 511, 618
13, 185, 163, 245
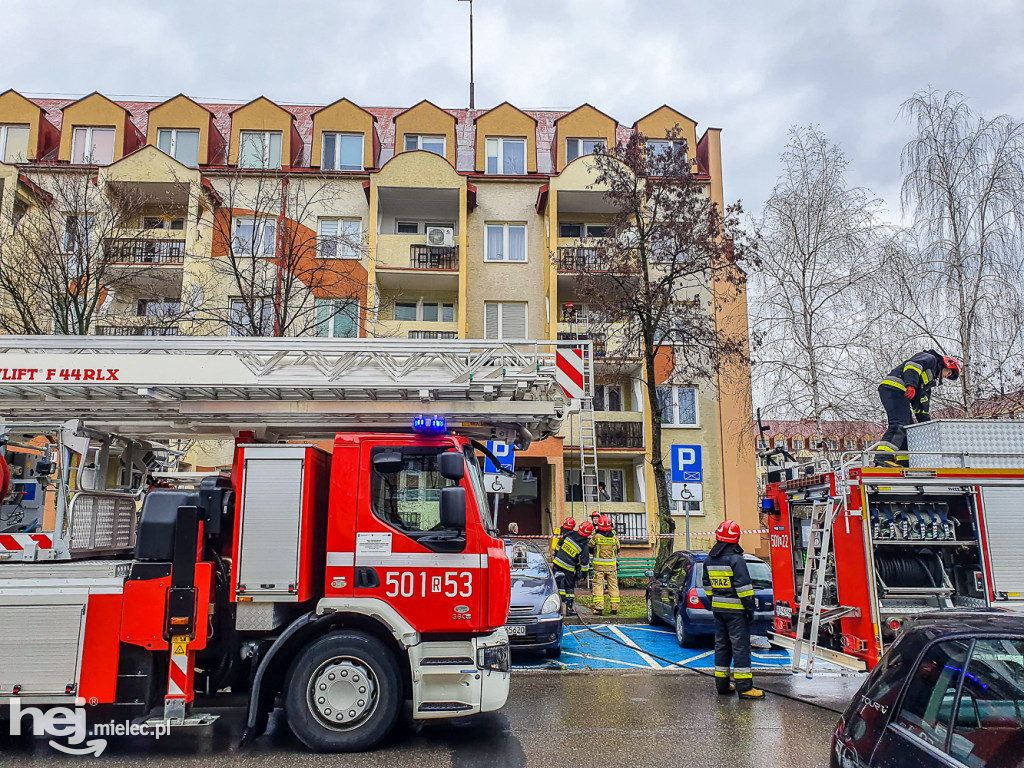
0, 672, 840, 767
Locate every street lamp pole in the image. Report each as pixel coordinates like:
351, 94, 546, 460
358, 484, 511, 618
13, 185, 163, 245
458, 0, 475, 109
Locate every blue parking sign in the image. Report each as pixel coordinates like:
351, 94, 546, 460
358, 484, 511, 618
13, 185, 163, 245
671, 445, 703, 483
484, 441, 515, 474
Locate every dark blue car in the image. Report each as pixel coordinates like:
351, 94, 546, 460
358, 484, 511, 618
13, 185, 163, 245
645, 550, 774, 647
503, 542, 563, 658
832, 611, 1024, 768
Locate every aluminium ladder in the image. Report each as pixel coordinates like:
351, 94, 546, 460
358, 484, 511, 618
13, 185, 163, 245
575, 341, 601, 514
791, 497, 848, 678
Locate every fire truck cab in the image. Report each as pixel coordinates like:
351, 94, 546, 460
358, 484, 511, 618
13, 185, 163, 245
0, 336, 579, 752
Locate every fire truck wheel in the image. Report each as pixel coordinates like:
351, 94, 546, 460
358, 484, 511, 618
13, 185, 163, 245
285, 631, 402, 753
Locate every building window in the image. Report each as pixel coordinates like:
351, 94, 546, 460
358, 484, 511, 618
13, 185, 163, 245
238, 130, 283, 169
321, 132, 364, 171
566, 138, 605, 163
318, 218, 362, 259
156, 128, 200, 167
774, 437, 787, 448
825, 439, 839, 451
485, 137, 526, 174
137, 298, 181, 317
559, 223, 609, 238
229, 297, 274, 336
792, 437, 804, 451
315, 298, 358, 338
657, 386, 698, 426
679, 500, 702, 514
845, 439, 857, 451
71, 127, 116, 165
646, 139, 683, 161
232, 217, 277, 256
564, 468, 625, 503
63, 214, 95, 253
394, 300, 455, 323
485, 223, 527, 262
0, 124, 30, 164
395, 221, 419, 235
404, 134, 445, 156
395, 302, 417, 321
594, 384, 623, 412
143, 216, 185, 230
484, 301, 527, 339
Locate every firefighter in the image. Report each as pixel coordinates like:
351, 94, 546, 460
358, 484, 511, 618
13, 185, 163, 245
553, 520, 591, 611
590, 514, 620, 616
706, 520, 764, 700
875, 351, 960, 466
551, 516, 576, 553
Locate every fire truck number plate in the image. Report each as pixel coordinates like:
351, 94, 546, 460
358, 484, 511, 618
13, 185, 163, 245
775, 604, 793, 619
384, 571, 472, 598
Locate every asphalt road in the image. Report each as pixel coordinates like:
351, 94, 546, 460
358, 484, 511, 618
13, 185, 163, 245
0, 672, 839, 768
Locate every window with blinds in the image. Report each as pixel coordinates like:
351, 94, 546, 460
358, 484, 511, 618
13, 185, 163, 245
484, 302, 527, 339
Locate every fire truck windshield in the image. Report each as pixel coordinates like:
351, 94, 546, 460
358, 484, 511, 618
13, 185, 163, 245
464, 445, 497, 537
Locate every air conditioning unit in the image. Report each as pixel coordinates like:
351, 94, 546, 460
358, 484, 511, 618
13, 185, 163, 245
425, 226, 455, 248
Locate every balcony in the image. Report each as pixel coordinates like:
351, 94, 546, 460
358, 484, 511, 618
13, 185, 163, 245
408, 330, 458, 339
605, 509, 650, 544
409, 244, 458, 270
95, 325, 180, 336
557, 246, 617, 272
376, 235, 459, 291
104, 238, 185, 265
556, 331, 607, 359
596, 420, 644, 450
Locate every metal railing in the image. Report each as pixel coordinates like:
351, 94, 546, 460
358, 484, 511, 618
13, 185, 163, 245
608, 512, 649, 543
557, 246, 618, 272
95, 326, 181, 336
409, 245, 458, 270
104, 238, 186, 265
408, 330, 458, 339
557, 332, 606, 358
596, 420, 644, 449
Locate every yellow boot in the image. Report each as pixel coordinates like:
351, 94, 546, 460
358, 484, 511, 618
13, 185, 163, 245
738, 687, 765, 700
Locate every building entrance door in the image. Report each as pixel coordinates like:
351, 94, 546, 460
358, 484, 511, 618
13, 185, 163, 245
497, 467, 543, 536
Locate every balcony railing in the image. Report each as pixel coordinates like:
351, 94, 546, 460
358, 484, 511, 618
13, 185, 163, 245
596, 421, 644, 449
95, 326, 181, 336
557, 246, 617, 272
104, 238, 186, 265
408, 330, 458, 339
409, 245, 458, 270
557, 332, 607, 359
607, 512, 649, 543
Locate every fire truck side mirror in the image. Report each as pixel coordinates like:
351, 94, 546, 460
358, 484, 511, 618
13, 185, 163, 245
438, 451, 465, 481
440, 486, 466, 530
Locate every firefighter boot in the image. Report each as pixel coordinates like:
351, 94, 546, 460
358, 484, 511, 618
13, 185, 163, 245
738, 687, 766, 700
718, 684, 736, 695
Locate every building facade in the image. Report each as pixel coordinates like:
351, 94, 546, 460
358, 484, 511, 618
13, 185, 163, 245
0, 89, 758, 554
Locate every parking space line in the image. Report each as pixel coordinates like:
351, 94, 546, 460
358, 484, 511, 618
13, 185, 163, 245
608, 625, 662, 668
673, 649, 715, 667
561, 651, 652, 669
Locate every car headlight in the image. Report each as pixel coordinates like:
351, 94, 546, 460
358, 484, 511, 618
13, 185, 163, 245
477, 643, 510, 672
541, 593, 561, 615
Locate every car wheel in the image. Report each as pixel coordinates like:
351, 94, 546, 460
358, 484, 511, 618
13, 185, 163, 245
544, 644, 562, 659
285, 631, 402, 753
675, 610, 696, 648
646, 596, 659, 626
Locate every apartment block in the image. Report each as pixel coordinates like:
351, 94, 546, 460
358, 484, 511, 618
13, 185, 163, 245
0, 88, 758, 554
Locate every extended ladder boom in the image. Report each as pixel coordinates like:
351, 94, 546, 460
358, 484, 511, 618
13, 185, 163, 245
0, 336, 583, 447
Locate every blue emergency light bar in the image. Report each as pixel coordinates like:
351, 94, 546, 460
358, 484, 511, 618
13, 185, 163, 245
412, 416, 447, 435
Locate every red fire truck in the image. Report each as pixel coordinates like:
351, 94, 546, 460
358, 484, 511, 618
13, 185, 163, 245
763, 428, 1024, 673
0, 336, 580, 752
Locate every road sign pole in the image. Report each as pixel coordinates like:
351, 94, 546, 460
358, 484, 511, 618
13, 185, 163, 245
677, 499, 691, 549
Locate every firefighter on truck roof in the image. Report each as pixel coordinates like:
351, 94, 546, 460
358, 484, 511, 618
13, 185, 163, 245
707, 520, 764, 700
590, 514, 620, 616
553, 520, 591, 611
874, 350, 960, 467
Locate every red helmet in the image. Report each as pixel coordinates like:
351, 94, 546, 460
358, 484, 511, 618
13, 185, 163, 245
578, 521, 595, 537
561, 517, 577, 531
943, 356, 961, 381
597, 514, 613, 532
715, 520, 741, 543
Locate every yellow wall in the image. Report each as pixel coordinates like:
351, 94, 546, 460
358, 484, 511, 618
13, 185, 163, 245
228, 97, 294, 167
634, 105, 698, 163
473, 103, 537, 174
147, 95, 213, 166
311, 98, 376, 170
553, 104, 617, 173
59, 93, 129, 163
394, 101, 457, 166
0, 90, 45, 161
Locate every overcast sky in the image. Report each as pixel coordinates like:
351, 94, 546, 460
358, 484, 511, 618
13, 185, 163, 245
4, 0, 1023, 220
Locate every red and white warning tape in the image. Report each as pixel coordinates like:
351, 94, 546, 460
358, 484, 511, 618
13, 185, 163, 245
507, 529, 768, 540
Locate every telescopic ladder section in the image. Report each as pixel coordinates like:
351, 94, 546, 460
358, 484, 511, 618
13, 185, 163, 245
574, 343, 600, 513
0, 337, 582, 447
791, 497, 856, 678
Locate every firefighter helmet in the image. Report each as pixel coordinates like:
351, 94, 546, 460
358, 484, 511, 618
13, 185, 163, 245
561, 517, 577, 531
578, 521, 595, 537
715, 519, 741, 543
597, 514, 613, 532
943, 356, 961, 380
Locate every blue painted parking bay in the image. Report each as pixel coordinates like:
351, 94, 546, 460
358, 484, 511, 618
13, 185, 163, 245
513, 623, 840, 672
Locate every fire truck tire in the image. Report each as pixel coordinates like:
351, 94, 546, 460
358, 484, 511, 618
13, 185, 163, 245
284, 631, 402, 753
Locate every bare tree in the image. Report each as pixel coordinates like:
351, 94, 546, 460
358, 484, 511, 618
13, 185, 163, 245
751, 126, 890, 442
0, 170, 184, 335
562, 128, 751, 564
892, 89, 1024, 412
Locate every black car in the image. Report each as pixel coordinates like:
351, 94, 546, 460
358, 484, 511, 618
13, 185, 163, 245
503, 542, 563, 658
645, 550, 774, 647
833, 611, 1024, 768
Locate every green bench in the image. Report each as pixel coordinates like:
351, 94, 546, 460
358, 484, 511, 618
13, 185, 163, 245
617, 557, 656, 579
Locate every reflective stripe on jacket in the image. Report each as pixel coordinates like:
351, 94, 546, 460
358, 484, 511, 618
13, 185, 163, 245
590, 532, 619, 567
879, 350, 944, 421
705, 549, 755, 613
553, 530, 590, 573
